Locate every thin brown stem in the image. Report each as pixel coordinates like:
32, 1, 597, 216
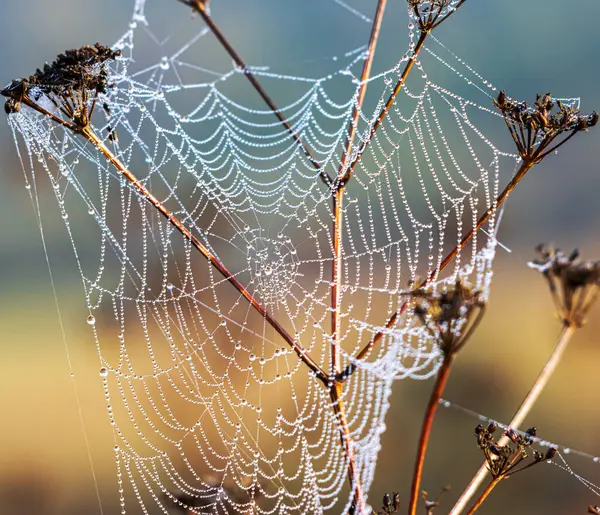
449, 323, 576, 515
337, 0, 387, 181
340, 159, 535, 379
329, 4, 387, 510
342, 30, 429, 183
465, 477, 503, 515
331, 0, 387, 377
408, 355, 454, 515
79, 125, 328, 384
179, 0, 332, 186
330, 383, 365, 515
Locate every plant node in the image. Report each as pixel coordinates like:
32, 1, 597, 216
529, 245, 600, 327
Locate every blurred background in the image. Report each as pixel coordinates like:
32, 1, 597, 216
1, 0, 600, 514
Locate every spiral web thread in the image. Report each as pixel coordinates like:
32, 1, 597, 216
5, 0, 544, 512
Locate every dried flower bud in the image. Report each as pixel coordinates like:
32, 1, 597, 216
529, 245, 600, 327
487, 421, 497, 434
411, 279, 486, 356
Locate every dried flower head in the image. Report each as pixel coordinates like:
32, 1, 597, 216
412, 279, 486, 357
475, 424, 556, 480
408, 0, 466, 31
378, 492, 401, 514
588, 506, 600, 514
1, 43, 121, 129
529, 245, 600, 327
494, 91, 598, 163
421, 485, 451, 515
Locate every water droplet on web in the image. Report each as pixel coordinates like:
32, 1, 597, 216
159, 57, 170, 70
264, 266, 273, 276
99, 367, 108, 377
87, 314, 96, 325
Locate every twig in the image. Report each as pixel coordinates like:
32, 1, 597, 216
177, 0, 333, 186
408, 355, 455, 515
464, 477, 503, 515
449, 323, 576, 515
80, 125, 329, 384
330, 3, 387, 512
341, 159, 535, 379
341, 31, 428, 184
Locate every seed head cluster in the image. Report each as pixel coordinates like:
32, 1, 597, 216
475, 423, 557, 480
412, 280, 486, 357
1, 43, 121, 128
494, 91, 598, 162
529, 245, 600, 327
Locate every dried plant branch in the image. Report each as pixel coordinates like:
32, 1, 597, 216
450, 324, 575, 514
342, 91, 597, 380
407, 281, 485, 515
175, 0, 333, 186
329, 3, 387, 511
1, 44, 329, 385
464, 424, 556, 514
342, 0, 469, 183
452, 246, 600, 514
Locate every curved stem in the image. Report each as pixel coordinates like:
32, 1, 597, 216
408, 355, 454, 515
449, 324, 576, 515
465, 477, 503, 515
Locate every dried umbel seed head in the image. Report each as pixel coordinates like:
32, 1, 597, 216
1, 43, 121, 129
494, 91, 597, 163
412, 279, 486, 357
474, 423, 557, 480
529, 245, 600, 327
407, 0, 466, 32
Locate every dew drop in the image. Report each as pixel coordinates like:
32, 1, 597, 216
99, 367, 108, 377
160, 57, 170, 70
87, 314, 96, 325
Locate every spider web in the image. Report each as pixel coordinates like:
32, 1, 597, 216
6, 1, 528, 513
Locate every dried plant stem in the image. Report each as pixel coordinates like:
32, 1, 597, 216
408, 355, 455, 515
464, 477, 503, 515
332, 0, 387, 375
343, 31, 428, 183
344, 158, 535, 377
180, 0, 332, 185
449, 323, 576, 515
79, 125, 328, 383
330, 4, 387, 512
331, 384, 365, 515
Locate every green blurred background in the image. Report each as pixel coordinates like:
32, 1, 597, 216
1, 1, 600, 514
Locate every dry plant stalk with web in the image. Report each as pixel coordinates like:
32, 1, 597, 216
2, 0, 598, 514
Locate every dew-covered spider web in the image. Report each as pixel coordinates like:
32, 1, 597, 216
5, 0, 567, 512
